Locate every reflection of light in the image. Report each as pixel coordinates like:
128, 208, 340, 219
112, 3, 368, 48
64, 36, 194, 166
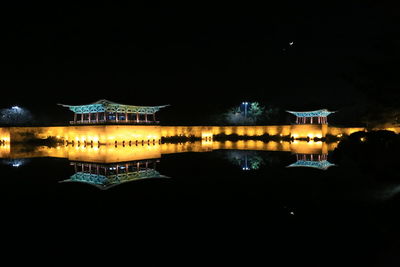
360, 137, 366, 142
242, 167, 250, 171
10, 159, 24, 167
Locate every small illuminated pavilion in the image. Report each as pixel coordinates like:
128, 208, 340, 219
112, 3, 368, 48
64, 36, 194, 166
287, 109, 335, 124
59, 99, 169, 125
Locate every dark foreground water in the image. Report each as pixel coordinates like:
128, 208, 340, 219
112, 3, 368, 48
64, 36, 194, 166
0, 141, 399, 266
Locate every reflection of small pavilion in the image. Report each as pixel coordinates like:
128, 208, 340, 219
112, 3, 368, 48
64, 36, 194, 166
287, 153, 335, 170
61, 159, 168, 190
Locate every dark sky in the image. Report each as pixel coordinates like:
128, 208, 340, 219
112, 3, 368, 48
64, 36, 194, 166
0, 1, 398, 124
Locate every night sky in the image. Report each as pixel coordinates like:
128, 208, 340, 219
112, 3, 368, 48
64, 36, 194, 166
0, 1, 398, 124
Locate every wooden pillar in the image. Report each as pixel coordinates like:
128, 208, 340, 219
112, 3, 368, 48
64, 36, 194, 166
145, 114, 148, 123
104, 112, 107, 122
296, 117, 299, 124
153, 113, 156, 122
81, 113, 84, 123
74, 113, 77, 124
136, 113, 139, 123
96, 112, 99, 123
88, 113, 91, 123
125, 112, 128, 123
311, 117, 313, 124
115, 112, 118, 123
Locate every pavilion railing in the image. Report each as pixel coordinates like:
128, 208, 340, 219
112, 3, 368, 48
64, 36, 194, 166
69, 120, 160, 125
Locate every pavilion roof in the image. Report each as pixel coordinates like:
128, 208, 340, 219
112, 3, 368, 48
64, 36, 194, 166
58, 99, 169, 114
286, 109, 335, 117
286, 160, 335, 170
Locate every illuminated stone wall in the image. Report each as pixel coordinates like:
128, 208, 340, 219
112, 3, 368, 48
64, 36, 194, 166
0, 124, 367, 144
161, 125, 365, 139
372, 126, 400, 134
0, 127, 10, 143
326, 126, 365, 136
3, 125, 161, 145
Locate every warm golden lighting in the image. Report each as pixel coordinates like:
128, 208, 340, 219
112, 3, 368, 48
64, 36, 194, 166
0, 124, 369, 144
0, 139, 340, 163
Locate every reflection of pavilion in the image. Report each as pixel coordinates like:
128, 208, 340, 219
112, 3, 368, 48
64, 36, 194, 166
62, 159, 168, 190
287, 153, 335, 170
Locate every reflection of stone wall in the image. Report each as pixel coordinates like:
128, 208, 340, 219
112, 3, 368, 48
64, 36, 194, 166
0, 140, 339, 163
0, 144, 10, 157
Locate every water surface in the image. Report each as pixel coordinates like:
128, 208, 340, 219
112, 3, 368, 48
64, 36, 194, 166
0, 140, 399, 265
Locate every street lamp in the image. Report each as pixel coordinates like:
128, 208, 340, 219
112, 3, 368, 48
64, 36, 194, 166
242, 155, 250, 171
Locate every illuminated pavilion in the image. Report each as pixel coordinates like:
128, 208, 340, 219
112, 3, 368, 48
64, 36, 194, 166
61, 159, 168, 190
59, 99, 169, 125
287, 109, 335, 124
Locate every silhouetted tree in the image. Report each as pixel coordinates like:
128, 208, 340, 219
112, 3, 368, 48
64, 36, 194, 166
0, 107, 33, 125
222, 102, 280, 125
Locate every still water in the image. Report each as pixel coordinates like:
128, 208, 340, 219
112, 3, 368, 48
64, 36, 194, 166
0, 140, 399, 265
